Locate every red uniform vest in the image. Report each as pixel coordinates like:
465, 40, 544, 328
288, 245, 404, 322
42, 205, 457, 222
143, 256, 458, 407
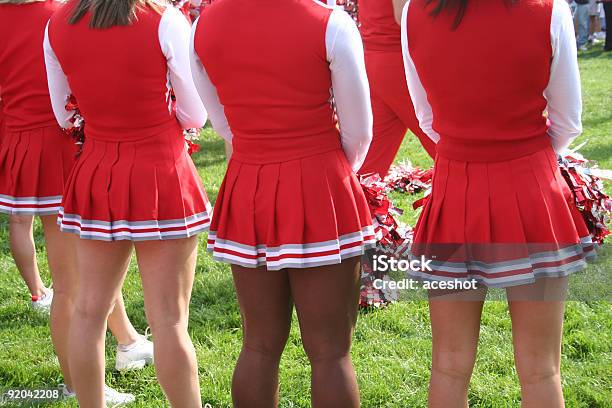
48, 1, 178, 142
406, 0, 554, 161
359, 0, 402, 52
194, 0, 341, 164
0, 0, 59, 131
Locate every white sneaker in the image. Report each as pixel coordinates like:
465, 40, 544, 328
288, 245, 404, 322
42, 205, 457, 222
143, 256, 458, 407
59, 383, 75, 399
58, 384, 135, 407
115, 333, 154, 371
104, 385, 135, 407
579, 45, 589, 51
31, 289, 53, 313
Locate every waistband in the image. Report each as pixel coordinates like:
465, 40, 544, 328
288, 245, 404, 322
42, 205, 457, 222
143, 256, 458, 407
85, 119, 181, 143
231, 130, 343, 165
436, 134, 553, 163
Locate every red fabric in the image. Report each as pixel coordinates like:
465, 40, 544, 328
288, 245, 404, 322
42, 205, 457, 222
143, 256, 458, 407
194, 0, 342, 164
412, 148, 592, 283
406, 0, 554, 162
0, 126, 75, 200
0, 0, 60, 131
60, 128, 208, 225
48, 1, 210, 231
48, 1, 177, 142
359, 50, 436, 177
210, 150, 373, 249
359, 0, 401, 52
195, 0, 374, 256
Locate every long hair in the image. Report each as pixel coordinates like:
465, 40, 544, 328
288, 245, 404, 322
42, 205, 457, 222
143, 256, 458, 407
425, 0, 517, 29
69, 0, 165, 29
0, 0, 47, 4
424, 0, 469, 28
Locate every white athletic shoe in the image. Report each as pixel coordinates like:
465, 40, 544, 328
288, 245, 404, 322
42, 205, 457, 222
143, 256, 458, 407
58, 384, 135, 407
104, 385, 135, 407
31, 289, 53, 313
59, 383, 75, 399
115, 333, 154, 371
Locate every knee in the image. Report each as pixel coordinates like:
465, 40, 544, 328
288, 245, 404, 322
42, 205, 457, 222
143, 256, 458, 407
302, 335, 352, 364
242, 329, 289, 362
73, 293, 115, 323
431, 348, 476, 385
515, 355, 560, 387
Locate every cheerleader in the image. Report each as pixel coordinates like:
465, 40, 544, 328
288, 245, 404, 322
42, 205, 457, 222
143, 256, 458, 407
401, 0, 591, 406
357, 0, 436, 176
44, 0, 209, 406
1, 88, 53, 311
0, 1, 152, 405
191, 1, 373, 406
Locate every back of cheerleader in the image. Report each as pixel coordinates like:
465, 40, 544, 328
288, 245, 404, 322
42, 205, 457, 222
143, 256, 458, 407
193, 0, 376, 269
403, 0, 594, 287
0, 0, 74, 216
45, 0, 211, 241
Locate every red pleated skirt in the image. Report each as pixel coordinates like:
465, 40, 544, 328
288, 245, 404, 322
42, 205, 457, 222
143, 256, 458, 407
411, 147, 595, 287
208, 149, 376, 270
58, 127, 211, 241
0, 125, 75, 215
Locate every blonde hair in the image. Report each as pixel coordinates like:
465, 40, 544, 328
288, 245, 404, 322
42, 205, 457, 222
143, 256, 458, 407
69, 0, 166, 29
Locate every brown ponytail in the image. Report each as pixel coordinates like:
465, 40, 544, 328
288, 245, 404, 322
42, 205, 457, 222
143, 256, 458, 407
69, 0, 165, 29
425, 0, 516, 29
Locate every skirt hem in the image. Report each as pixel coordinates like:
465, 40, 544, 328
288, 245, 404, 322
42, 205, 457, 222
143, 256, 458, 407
207, 226, 377, 270
57, 207, 211, 242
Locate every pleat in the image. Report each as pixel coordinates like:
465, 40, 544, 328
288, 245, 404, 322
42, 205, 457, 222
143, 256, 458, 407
110, 141, 135, 221
336, 149, 372, 232
81, 139, 107, 219
9, 132, 30, 197
302, 152, 339, 244
529, 152, 577, 244
274, 158, 305, 247
263, 163, 281, 247
465, 161, 491, 243
437, 160, 467, 243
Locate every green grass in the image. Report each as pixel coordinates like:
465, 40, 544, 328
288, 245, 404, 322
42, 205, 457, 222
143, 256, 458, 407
0, 46, 611, 407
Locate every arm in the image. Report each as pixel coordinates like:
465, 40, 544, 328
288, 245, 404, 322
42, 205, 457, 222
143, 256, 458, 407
327, 9, 373, 172
43, 22, 73, 129
189, 17, 233, 142
159, 7, 207, 129
400, 1, 440, 144
392, 0, 408, 25
545, 0, 582, 152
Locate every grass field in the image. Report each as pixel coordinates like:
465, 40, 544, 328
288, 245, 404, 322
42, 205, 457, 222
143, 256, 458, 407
0, 46, 610, 407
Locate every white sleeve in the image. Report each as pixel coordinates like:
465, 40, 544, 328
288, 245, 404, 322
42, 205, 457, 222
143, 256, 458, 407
189, 17, 233, 142
159, 7, 207, 129
326, 9, 373, 172
545, 0, 582, 152
43, 22, 73, 129
400, 1, 440, 144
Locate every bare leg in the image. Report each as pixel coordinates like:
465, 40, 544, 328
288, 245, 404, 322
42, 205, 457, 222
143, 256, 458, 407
288, 258, 361, 408
135, 236, 201, 408
508, 278, 567, 408
41, 215, 77, 389
105, 248, 141, 346
427, 288, 487, 408
68, 239, 132, 408
231, 266, 292, 408
9, 215, 48, 297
